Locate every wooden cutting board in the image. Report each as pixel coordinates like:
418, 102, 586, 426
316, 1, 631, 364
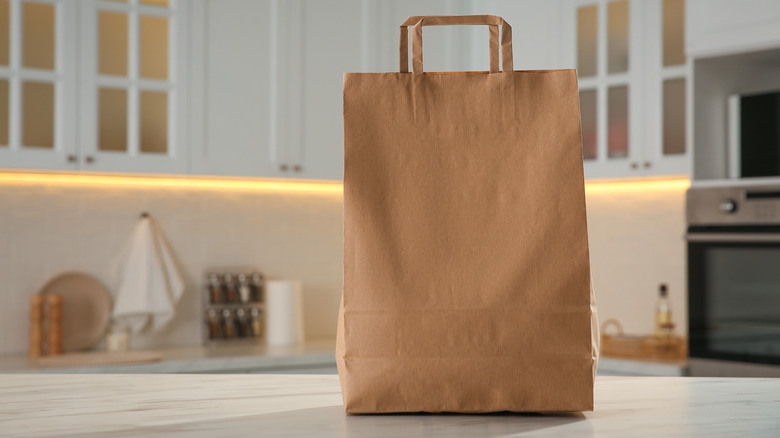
38, 351, 163, 368
38, 272, 112, 352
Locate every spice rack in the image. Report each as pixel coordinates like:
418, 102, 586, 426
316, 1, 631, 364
202, 270, 265, 346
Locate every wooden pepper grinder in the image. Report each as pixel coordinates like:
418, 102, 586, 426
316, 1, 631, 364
46, 294, 63, 356
28, 294, 44, 358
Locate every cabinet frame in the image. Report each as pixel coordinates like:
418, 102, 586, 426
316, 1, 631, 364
78, 0, 189, 174
686, 0, 780, 59
0, 0, 78, 171
0, 0, 189, 173
560, 0, 691, 179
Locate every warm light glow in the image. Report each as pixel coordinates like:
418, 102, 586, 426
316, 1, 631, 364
0, 171, 343, 194
0, 172, 688, 195
585, 177, 689, 193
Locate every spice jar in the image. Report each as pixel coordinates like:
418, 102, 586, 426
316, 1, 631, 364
238, 273, 252, 304
236, 308, 251, 338
208, 273, 223, 303
222, 309, 236, 339
207, 309, 222, 339
250, 272, 264, 303
250, 307, 263, 338
223, 273, 238, 303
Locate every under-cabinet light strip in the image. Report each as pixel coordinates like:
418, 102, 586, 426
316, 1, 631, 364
0, 172, 343, 194
0, 172, 688, 194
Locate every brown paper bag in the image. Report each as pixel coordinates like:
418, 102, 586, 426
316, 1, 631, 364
337, 15, 598, 413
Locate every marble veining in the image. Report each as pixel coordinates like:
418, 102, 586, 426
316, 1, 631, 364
0, 340, 337, 374
1, 375, 778, 437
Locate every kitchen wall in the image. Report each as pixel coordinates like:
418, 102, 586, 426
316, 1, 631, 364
586, 181, 688, 337
0, 175, 686, 357
0, 176, 343, 356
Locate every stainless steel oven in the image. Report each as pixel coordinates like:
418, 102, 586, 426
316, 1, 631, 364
687, 185, 780, 377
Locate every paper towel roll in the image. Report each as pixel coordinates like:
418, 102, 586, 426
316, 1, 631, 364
265, 280, 305, 346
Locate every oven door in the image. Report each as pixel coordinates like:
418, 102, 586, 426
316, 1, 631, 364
688, 226, 780, 376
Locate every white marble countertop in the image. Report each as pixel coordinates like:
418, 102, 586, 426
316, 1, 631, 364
1, 375, 778, 437
0, 340, 336, 374
0, 341, 686, 377
597, 356, 687, 376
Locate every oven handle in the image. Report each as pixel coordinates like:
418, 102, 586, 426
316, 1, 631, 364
686, 233, 780, 242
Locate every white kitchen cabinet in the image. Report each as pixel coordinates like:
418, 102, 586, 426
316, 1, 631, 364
190, 0, 362, 180
0, 0, 189, 174
291, 0, 363, 180
191, 0, 484, 181
560, 0, 691, 179
7, 0, 568, 179
687, 0, 780, 59
465, 0, 561, 71
0, 0, 78, 171
78, 0, 190, 174
299, 0, 476, 180
188, 0, 277, 177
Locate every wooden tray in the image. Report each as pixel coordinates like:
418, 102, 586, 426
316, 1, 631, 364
601, 334, 687, 360
38, 351, 163, 368
600, 319, 687, 360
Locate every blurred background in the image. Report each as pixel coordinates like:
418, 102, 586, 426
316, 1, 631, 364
1, 0, 780, 377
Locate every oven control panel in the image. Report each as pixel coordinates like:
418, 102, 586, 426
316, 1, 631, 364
718, 199, 738, 214
688, 185, 780, 225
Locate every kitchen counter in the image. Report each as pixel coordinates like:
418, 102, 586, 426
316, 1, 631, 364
0, 340, 336, 374
0, 342, 689, 377
1, 375, 778, 437
597, 356, 687, 376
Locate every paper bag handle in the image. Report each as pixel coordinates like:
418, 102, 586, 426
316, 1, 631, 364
399, 15, 513, 75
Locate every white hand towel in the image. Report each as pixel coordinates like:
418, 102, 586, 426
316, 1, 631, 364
112, 217, 185, 334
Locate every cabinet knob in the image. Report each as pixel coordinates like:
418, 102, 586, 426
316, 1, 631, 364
293, 165, 302, 172
644, 161, 652, 169
630, 162, 638, 170
85, 156, 95, 164
66, 155, 76, 163
280, 164, 288, 172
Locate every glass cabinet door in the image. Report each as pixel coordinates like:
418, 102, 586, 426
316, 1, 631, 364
0, 0, 185, 173
647, 0, 689, 176
81, 0, 185, 174
0, 0, 78, 171
21, 2, 56, 150
566, 0, 690, 179
573, 0, 642, 178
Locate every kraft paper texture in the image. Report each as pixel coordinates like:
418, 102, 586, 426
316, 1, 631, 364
337, 15, 598, 414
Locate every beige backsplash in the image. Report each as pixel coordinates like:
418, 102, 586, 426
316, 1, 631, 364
586, 183, 688, 338
0, 176, 686, 356
0, 178, 344, 355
